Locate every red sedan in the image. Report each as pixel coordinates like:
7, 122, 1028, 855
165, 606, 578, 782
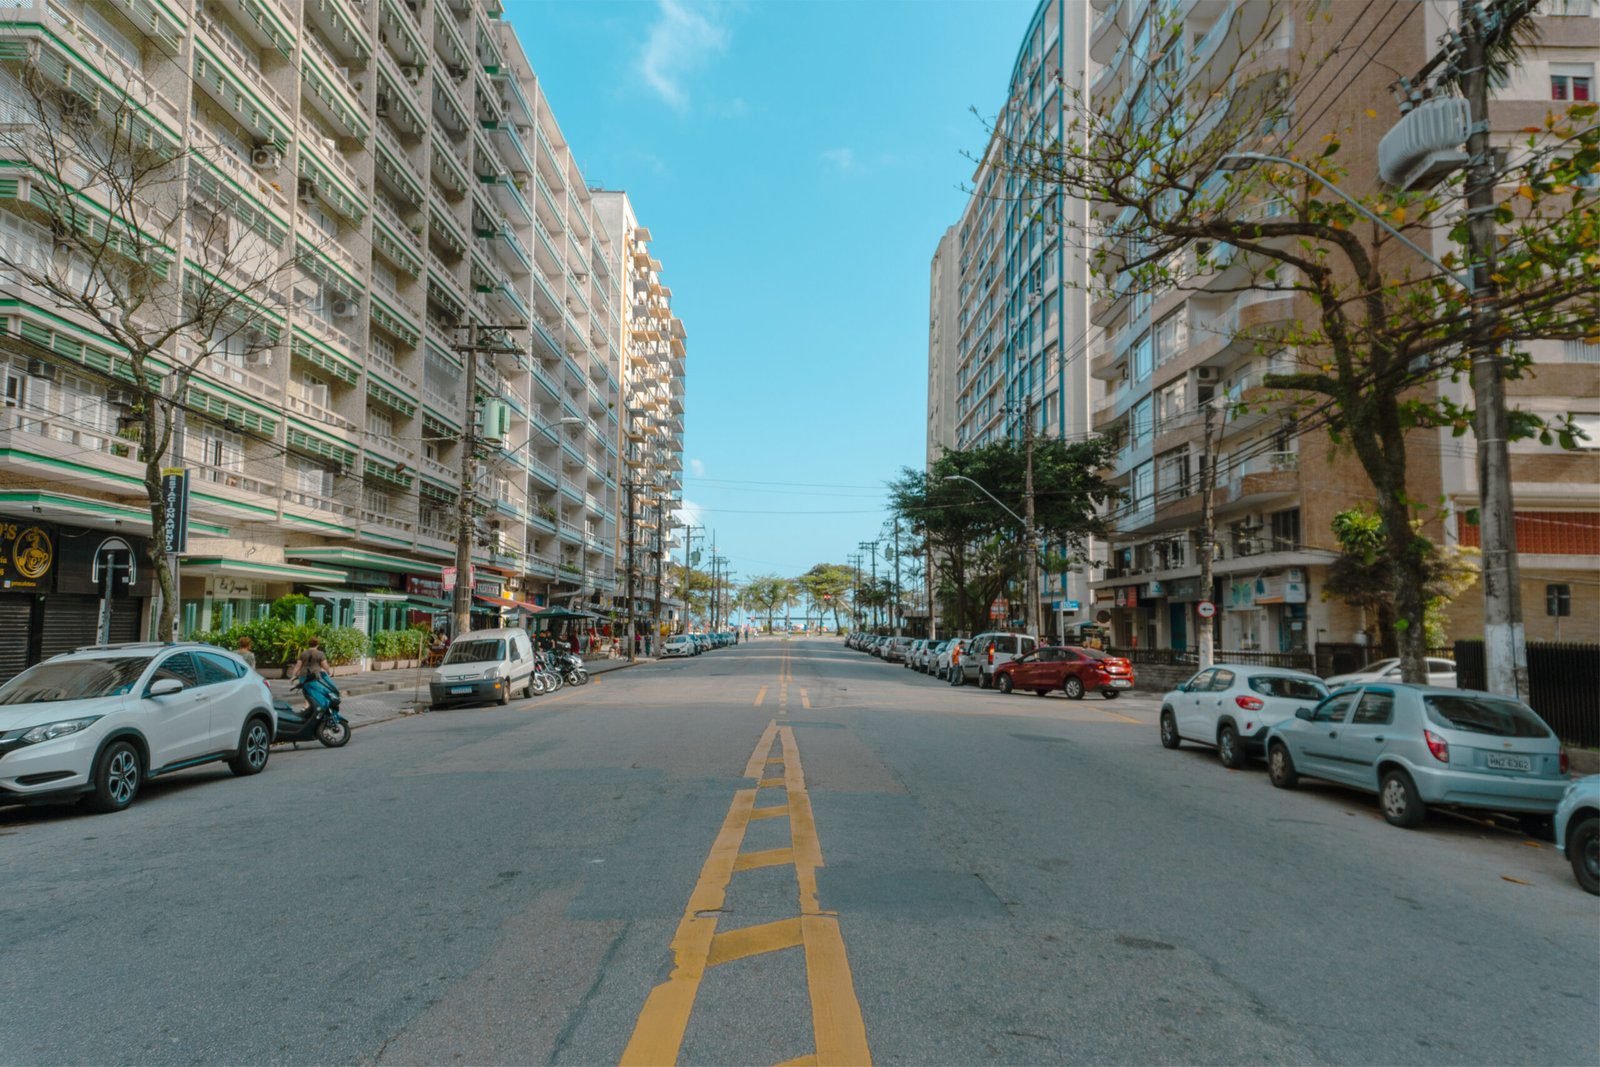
993, 646, 1136, 699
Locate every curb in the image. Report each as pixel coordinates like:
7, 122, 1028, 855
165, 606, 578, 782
343, 661, 646, 731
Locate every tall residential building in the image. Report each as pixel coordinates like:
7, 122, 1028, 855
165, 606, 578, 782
925, 225, 958, 467
593, 190, 687, 640
939, 0, 1096, 633
0, 0, 672, 675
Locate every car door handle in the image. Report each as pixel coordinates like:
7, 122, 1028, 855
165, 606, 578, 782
1328, 731, 1338, 738
1372, 736, 1384, 743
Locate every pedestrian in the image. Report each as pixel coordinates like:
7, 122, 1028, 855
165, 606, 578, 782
644, 633, 653, 656
293, 636, 329, 682
235, 635, 256, 672
569, 631, 580, 654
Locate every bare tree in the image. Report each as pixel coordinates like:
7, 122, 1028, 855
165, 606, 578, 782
986, 1, 1599, 680
0, 62, 310, 638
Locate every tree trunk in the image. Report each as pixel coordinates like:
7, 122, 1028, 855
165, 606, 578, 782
1356, 412, 1430, 684
140, 396, 175, 641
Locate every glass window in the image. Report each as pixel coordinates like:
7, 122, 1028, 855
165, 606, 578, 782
443, 638, 506, 664
1248, 675, 1327, 701
1186, 668, 1217, 691
1131, 398, 1154, 445
0, 657, 153, 704
1210, 669, 1236, 691
152, 652, 200, 690
1312, 691, 1358, 723
194, 651, 244, 685
1552, 74, 1592, 101
1426, 658, 1458, 673
1424, 694, 1551, 738
1132, 331, 1154, 382
1352, 689, 1395, 725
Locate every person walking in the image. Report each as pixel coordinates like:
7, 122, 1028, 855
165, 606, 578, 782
235, 636, 256, 672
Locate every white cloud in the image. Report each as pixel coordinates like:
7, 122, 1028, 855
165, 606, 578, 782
675, 498, 704, 531
821, 147, 856, 172
638, 0, 728, 112
689, 458, 706, 477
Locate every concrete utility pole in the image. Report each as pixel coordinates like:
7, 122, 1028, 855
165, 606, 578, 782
926, 540, 937, 641
892, 518, 903, 637
452, 322, 522, 638
1461, 0, 1527, 701
858, 540, 880, 629
1197, 396, 1219, 669
679, 524, 701, 633
652, 500, 665, 649
1022, 412, 1039, 639
625, 478, 637, 662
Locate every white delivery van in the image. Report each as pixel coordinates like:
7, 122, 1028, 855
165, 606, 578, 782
429, 628, 536, 708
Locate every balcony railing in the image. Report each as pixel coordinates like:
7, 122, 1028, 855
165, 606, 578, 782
200, 354, 282, 402
285, 388, 357, 432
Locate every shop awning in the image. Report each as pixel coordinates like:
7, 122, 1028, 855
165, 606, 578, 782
407, 596, 452, 610
0, 490, 229, 537
180, 558, 348, 583
474, 593, 541, 613
285, 546, 444, 576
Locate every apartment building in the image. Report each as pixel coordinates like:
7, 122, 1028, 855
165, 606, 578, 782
1086, 0, 1598, 656
0, 0, 647, 674
593, 190, 687, 640
941, 0, 1096, 634
925, 225, 958, 466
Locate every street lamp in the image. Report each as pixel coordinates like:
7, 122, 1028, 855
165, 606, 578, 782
943, 474, 1040, 637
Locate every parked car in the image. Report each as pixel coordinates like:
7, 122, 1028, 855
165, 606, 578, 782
994, 646, 1137, 699
1263, 684, 1569, 828
954, 632, 1039, 688
1326, 657, 1457, 688
884, 637, 913, 663
431, 628, 537, 708
1554, 775, 1599, 895
903, 639, 927, 668
1159, 665, 1329, 767
915, 639, 948, 673
661, 635, 695, 658
0, 643, 276, 814
870, 636, 889, 658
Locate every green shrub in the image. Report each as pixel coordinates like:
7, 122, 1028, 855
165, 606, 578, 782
269, 594, 314, 623
369, 628, 425, 660
319, 626, 367, 666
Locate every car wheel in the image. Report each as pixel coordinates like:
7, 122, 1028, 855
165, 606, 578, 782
1159, 711, 1180, 750
997, 674, 1014, 694
1568, 816, 1599, 895
1063, 676, 1085, 700
1379, 768, 1425, 828
229, 717, 272, 776
978, 670, 991, 689
1267, 741, 1298, 788
1217, 724, 1249, 769
1035, 689, 1050, 698
86, 740, 142, 813
317, 718, 351, 748
497, 686, 510, 706
1101, 689, 1120, 700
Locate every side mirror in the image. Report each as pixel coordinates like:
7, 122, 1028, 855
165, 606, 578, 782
1176, 683, 1190, 693
148, 677, 185, 698
1294, 707, 1313, 721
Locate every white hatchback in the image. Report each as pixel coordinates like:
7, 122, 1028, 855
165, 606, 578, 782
661, 635, 694, 658
0, 643, 276, 813
1160, 664, 1329, 769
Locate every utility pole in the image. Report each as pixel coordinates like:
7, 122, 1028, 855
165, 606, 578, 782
1461, 0, 1527, 700
1197, 397, 1219, 669
680, 524, 701, 633
652, 500, 665, 650
452, 322, 523, 638
892, 519, 903, 637
926, 539, 937, 641
709, 530, 718, 630
625, 478, 637, 662
1022, 411, 1039, 638
858, 540, 879, 630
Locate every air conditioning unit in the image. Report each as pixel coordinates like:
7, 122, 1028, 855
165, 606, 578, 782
245, 350, 272, 367
401, 65, 422, 85
251, 146, 280, 172
297, 177, 317, 202
26, 358, 57, 381
105, 387, 135, 409
331, 298, 358, 318
1196, 366, 1220, 381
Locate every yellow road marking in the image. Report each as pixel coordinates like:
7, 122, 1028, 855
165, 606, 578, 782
732, 846, 795, 872
705, 917, 804, 967
765, 757, 786, 765
803, 914, 872, 1067
1100, 708, 1141, 724
757, 777, 787, 789
780, 726, 824, 916
749, 803, 789, 820
742, 721, 780, 779
754, 686, 768, 707
775, 1056, 818, 1067
800, 688, 811, 709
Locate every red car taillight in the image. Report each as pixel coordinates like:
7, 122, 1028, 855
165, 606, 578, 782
987, 646, 995, 665
1424, 730, 1450, 764
1560, 749, 1569, 775
1234, 695, 1264, 711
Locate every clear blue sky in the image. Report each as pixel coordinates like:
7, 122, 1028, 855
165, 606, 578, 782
505, 0, 1034, 590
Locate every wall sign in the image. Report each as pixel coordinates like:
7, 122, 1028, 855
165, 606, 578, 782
0, 522, 54, 590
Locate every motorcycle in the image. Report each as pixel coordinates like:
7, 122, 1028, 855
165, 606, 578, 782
530, 651, 564, 695
274, 674, 351, 748
554, 649, 589, 686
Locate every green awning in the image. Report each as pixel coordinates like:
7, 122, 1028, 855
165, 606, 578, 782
285, 546, 444, 576
179, 558, 347, 583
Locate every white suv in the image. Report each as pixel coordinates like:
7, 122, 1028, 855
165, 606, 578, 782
0, 643, 276, 813
1159, 664, 1328, 768
955, 632, 1039, 688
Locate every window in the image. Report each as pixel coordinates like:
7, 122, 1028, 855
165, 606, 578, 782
1312, 692, 1357, 723
194, 651, 244, 686
366, 409, 394, 437
1131, 398, 1154, 446
185, 420, 244, 472
1209, 669, 1236, 692
1156, 448, 1190, 498
152, 653, 199, 690
1247, 675, 1326, 701
1552, 65, 1593, 101
293, 372, 331, 409
1132, 331, 1154, 383
1545, 584, 1572, 617
288, 455, 334, 495
1154, 310, 1187, 367
1186, 668, 1217, 691
1131, 461, 1154, 516
1352, 689, 1395, 725
362, 486, 392, 514
1269, 508, 1301, 551
1424, 694, 1551, 738
1154, 377, 1187, 432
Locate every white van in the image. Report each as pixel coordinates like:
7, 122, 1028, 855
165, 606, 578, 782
956, 631, 1039, 688
429, 628, 536, 708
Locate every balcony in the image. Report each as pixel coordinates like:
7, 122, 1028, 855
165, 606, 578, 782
378, 0, 425, 67
192, 10, 292, 146
295, 230, 364, 295
372, 198, 424, 278
374, 125, 426, 206
430, 131, 472, 198
428, 195, 469, 259
200, 354, 282, 403
299, 30, 368, 142
432, 79, 472, 141
303, 0, 370, 63
432, 6, 470, 75
297, 120, 367, 222
102, 0, 187, 53
1224, 451, 1300, 507
375, 53, 427, 138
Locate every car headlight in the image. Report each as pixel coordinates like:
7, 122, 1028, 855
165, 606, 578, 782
21, 716, 102, 746
483, 669, 503, 681
432, 671, 446, 684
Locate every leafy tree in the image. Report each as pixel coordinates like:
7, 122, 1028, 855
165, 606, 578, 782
889, 437, 1119, 634
796, 563, 855, 633
990, 3, 1597, 681
1324, 507, 1480, 651
666, 563, 715, 629
0, 63, 328, 638
742, 575, 797, 634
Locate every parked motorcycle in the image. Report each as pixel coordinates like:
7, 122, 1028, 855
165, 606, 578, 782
554, 650, 589, 686
275, 674, 351, 747
530, 652, 564, 695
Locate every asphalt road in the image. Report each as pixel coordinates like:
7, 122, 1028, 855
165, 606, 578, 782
3, 638, 1595, 1066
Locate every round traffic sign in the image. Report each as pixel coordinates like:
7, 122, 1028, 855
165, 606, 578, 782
1197, 600, 1216, 618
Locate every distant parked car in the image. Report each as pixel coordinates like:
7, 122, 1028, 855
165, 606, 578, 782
1554, 775, 1599, 895
661, 635, 694, 658
1326, 657, 1457, 688
994, 646, 1136, 699
1263, 684, 1569, 829
915, 639, 948, 673
903, 639, 927, 669
954, 632, 1038, 688
1159, 665, 1329, 767
935, 639, 964, 681
884, 637, 913, 663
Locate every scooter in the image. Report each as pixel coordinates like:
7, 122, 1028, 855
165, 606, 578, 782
530, 651, 564, 695
274, 674, 351, 748
554, 649, 588, 686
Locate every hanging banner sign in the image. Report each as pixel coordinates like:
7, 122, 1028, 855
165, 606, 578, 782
159, 468, 190, 554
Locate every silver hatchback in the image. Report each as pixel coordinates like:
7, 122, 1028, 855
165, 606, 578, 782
1263, 684, 1569, 828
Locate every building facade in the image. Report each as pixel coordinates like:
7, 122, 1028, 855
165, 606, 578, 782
0, 0, 678, 675
925, 224, 958, 467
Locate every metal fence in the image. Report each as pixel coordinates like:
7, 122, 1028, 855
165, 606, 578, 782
1107, 647, 1316, 671
1453, 640, 1599, 748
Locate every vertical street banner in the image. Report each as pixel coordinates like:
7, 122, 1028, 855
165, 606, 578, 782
160, 468, 190, 554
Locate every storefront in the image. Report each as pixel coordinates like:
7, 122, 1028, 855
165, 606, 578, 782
286, 546, 446, 635
176, 558, 349, 634
0, 504, 154, 684
1223, 567, 1309, 652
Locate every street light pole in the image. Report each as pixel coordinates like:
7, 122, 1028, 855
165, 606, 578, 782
857, 540, 880, 630
942, 474, 1037, 635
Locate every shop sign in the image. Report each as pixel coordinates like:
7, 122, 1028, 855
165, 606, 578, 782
1094, 588, 1116, 602
1166, 577, 1201, 602
474, 576, 503, 598
441, 565, 473, 592
345, 566, 401, 589
406, 576, 445, 599
1228, 580, 1256, 609
989, 597, 1008, 619
1255, 572, 1309, 605
1114, 586, 1139, 608
1147, 580, 1165, 597
0, 521, 54, 590
159, 468, 189, 554
207, 576, 260, 599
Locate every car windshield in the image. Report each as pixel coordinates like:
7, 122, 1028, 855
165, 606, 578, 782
1424, 694, 1551, 739
1356, 659, 1399, 674
1248, 675, 1327, 701
444, 639, 505, 664
1072, 647, 1110, 659
0, 656, 153, 704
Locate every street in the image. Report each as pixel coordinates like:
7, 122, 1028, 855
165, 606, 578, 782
2, 638, 1595, 1066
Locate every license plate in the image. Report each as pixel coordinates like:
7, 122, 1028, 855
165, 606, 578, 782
1110, 679, 1132, 687
1485, 752, 1531, 772
449, 685, 472, 695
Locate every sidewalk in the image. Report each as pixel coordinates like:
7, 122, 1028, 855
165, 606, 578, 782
266, 656, 649, 733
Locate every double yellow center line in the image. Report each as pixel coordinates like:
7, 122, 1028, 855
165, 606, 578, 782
621, 678, 869, 1065
754, 647, 808, 711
